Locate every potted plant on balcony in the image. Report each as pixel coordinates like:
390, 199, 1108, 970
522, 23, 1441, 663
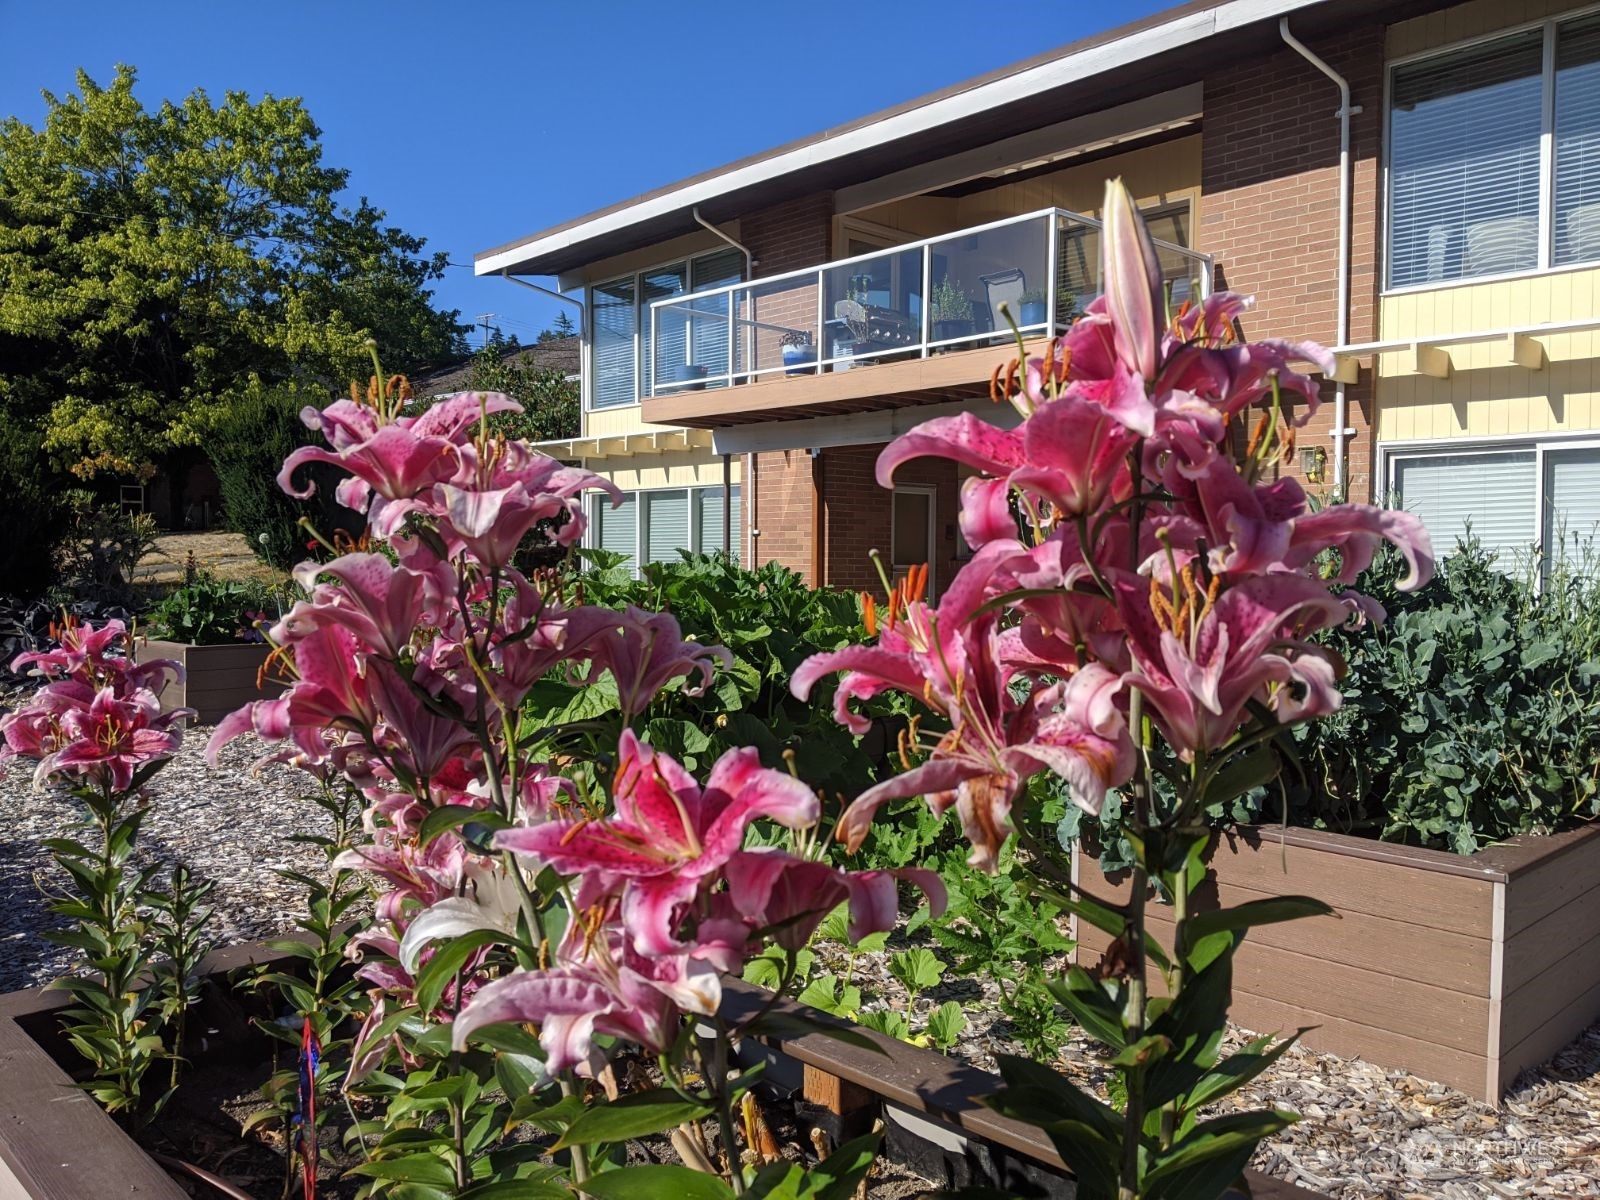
780, 329, 816, 376
667, 361, 709, 390
930, 275, 974, 344
1018, 287, 1048, 326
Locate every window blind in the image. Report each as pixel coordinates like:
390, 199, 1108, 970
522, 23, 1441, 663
640, 265, 688, 398
690, 249, 742, 387
1545, 446, 1600, 570
592, 278, 636, 409
1394, 451, 1537, 565
1555, 17, 1600, 266
1389, 32, 1543, 288
692, 485, 742, 559
595, 492, 638, 570
644, 490, 689, 565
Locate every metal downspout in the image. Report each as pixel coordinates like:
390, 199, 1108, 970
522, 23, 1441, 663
1280, 18, 1357, 496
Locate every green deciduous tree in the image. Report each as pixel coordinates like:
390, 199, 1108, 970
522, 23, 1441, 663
0, 65, 467, 481
457, 344, 579, 443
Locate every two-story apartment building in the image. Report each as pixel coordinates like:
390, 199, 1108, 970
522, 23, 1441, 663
478, 0, 1600, 586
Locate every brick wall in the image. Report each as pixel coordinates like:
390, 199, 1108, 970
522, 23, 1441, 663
1201, 25, 1385, 501
737, 192, 836, 378
819, 445, 959, 596
750, 448, 815, 580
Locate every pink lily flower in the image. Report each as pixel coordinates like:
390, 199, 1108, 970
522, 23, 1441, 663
451, 927, 692, 1075
496, 730, 818, 957
570, 606, 733, 719
875, 399, 1137, 536
1117, 571, 1353, 759
282, 553, 438, 659
277, 391, 521, 514
32, 686, 187, 792
721, 850, 948, 949
795, 546, 1133, 870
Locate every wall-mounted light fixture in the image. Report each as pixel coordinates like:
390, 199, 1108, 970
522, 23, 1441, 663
1300, 445, 1328, 484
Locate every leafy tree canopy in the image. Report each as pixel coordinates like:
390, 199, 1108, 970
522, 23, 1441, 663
0, 66, 468, 479
459, 344, 579, 443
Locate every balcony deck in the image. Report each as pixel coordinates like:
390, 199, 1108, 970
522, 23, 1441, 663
641, 340, 1022, 428
638, 206, 1208, 430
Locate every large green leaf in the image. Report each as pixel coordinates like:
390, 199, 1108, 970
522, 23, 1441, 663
1143, 1109, 1299, 1200
413, 928, 511, 1015
458, 1181, 570, 1199
1045, 967, 1127, 1050
347, 1152, 458, 1186
577, 1165, 734, 1200
555, 1088, 714, 1150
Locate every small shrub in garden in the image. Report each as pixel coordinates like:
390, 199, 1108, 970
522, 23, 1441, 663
53, 489, 161, 602
1275, 537, 1600, 852
147, 571, 284, 644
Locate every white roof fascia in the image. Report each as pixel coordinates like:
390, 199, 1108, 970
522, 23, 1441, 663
477, 0, 1311, 278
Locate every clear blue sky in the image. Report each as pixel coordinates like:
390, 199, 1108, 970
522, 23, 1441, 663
1, 0, 1168, 348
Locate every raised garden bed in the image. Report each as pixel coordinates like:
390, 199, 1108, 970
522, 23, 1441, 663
0, 941, 1330, 1200
140, 638, 280, 724
1072, 822, 1600, 1102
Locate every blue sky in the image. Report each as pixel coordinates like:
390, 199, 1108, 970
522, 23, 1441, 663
2, 0, 1167, 347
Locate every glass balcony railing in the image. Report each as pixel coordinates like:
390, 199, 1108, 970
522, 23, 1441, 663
646, 207, 1212, 395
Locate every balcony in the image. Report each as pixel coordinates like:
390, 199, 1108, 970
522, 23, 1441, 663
642, 208, 1211, 428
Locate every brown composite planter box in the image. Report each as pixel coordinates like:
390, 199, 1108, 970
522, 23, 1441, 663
139, 638, 280, 724
1072, 822, 1600, 1102
0, 939, 289, 1200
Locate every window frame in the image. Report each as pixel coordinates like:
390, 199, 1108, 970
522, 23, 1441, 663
586, 248, 747, 413
1383, 4, 1600, 294
585, 483, 742, 571
1378, 432, 1600, 572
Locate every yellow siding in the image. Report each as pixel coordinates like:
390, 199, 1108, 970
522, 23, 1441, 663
1386, 0, 1584, 57
1376, 269, 1600, 442
600, 451, 738, 494
584, 405, 681, 439
853, 137, 1201, 236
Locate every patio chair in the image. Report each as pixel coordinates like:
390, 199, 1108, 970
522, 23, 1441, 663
980, 268, 1026, 335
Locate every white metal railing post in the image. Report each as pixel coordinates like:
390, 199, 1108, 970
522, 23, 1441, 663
727, 290, 735, 386
815, 267, 826, 375
920, 244, 932, 357
1047, 213, 1060, 334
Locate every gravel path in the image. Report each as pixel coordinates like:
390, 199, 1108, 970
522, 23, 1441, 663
1, 726, 332, 992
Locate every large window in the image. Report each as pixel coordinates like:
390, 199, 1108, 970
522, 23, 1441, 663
589, 485, 741, 571
1389, 441, 1600, 573
1388, 13, 1600, 289
589, 247, 743, 409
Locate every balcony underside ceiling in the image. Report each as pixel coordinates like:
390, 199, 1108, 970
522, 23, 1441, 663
641, 342, 1021, 430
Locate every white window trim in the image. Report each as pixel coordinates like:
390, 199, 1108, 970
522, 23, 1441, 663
587, 249, 746, 414
1377, 432, 1600, 568
1382, 3, 1600, 295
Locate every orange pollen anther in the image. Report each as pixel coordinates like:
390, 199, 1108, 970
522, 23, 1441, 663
861, 592, 878, 638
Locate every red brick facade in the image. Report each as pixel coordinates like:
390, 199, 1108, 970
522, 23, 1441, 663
817, 445, 960, 595
734, 25, 1397, 574
1201, 25, 1386, 501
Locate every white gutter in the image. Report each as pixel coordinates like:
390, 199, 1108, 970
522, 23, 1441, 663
1280, 17, 1358, 495
477, 0, 1320, 276
693, 208, 753, 278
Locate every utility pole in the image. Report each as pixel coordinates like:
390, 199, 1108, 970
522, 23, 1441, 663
475, 312, 497, 349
